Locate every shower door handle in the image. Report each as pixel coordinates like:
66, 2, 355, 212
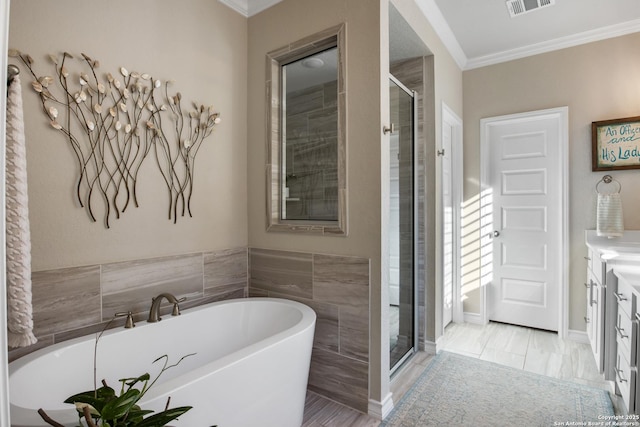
383, 123, 396, 134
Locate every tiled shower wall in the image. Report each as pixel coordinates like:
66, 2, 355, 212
285, 80, 339, 221
8, 248, 248, 362
248, 248, 370, 413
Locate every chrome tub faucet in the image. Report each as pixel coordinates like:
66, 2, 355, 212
147, 293, 185, 322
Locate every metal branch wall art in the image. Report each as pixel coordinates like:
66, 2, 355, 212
9, 50, 221, 228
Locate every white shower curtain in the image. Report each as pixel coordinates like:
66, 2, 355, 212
5, 74, 37, 348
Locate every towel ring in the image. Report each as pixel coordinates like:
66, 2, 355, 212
596, 174, 622, 194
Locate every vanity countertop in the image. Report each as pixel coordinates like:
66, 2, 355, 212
614, 265, 640, 295
586, 230, 640, 263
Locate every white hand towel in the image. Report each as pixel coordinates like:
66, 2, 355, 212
597, 192, 624, 238
6, 74, 37, 348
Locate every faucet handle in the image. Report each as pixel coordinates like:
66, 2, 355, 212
172, 297, 187, 316
115, 311, 135, 328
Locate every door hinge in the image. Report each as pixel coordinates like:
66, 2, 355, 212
437, 149, 445, 157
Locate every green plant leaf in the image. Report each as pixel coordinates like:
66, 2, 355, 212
56, 350, 199, 426
133, 406, 192, 427
65, 385, 117, 413
121, 373, 151, 388
101, 388, 142, 420
125, 406, 154, 423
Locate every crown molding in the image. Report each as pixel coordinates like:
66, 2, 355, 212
414, 0, 468, 70
224, 0, 640, 69
218, 0, 248, 16
465, 18, 640, 70
218, 0, 282, 17
415, 1, 640, 71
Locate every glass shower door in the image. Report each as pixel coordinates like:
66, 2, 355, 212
389, 75, 416, 373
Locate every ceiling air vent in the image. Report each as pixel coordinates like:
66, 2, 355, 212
506, 0, 555, 18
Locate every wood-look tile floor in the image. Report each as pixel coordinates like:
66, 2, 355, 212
302, 390, 380, 427
302, 321, 622, 426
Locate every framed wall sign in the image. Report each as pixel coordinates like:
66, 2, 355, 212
592, 115, 640, 171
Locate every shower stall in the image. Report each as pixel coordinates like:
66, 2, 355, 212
389, 74, 417, 374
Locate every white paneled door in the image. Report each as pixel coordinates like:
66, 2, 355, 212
481, 108, 567, 332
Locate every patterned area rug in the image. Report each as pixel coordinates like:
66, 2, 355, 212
381, 351, 614, 426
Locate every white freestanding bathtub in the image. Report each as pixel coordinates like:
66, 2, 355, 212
9, 297, 316, 427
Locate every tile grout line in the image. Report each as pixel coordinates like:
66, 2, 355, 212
522, 328, 532, 372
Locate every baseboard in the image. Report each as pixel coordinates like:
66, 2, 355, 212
463, 312, 485, 325
368, 392, 394, 420
421, 339, 437, 355
566, 329, 589, 344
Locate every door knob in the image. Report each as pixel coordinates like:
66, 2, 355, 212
493, 230, 500, 237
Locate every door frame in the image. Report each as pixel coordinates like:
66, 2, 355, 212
441, 103, 463, 326
479, 106, 569, 338
1, 0, 11, 425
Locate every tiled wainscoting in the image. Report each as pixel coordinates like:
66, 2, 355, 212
8, 245, 372, 415
249, 248, 370, 413
8, 248, 248, 362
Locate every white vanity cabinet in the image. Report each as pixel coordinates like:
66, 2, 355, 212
585, 274, 595, 356
611, 267, 640, 413
585, 230, 640, 415
585, 247, 607, 374
636, 311, 640, 412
